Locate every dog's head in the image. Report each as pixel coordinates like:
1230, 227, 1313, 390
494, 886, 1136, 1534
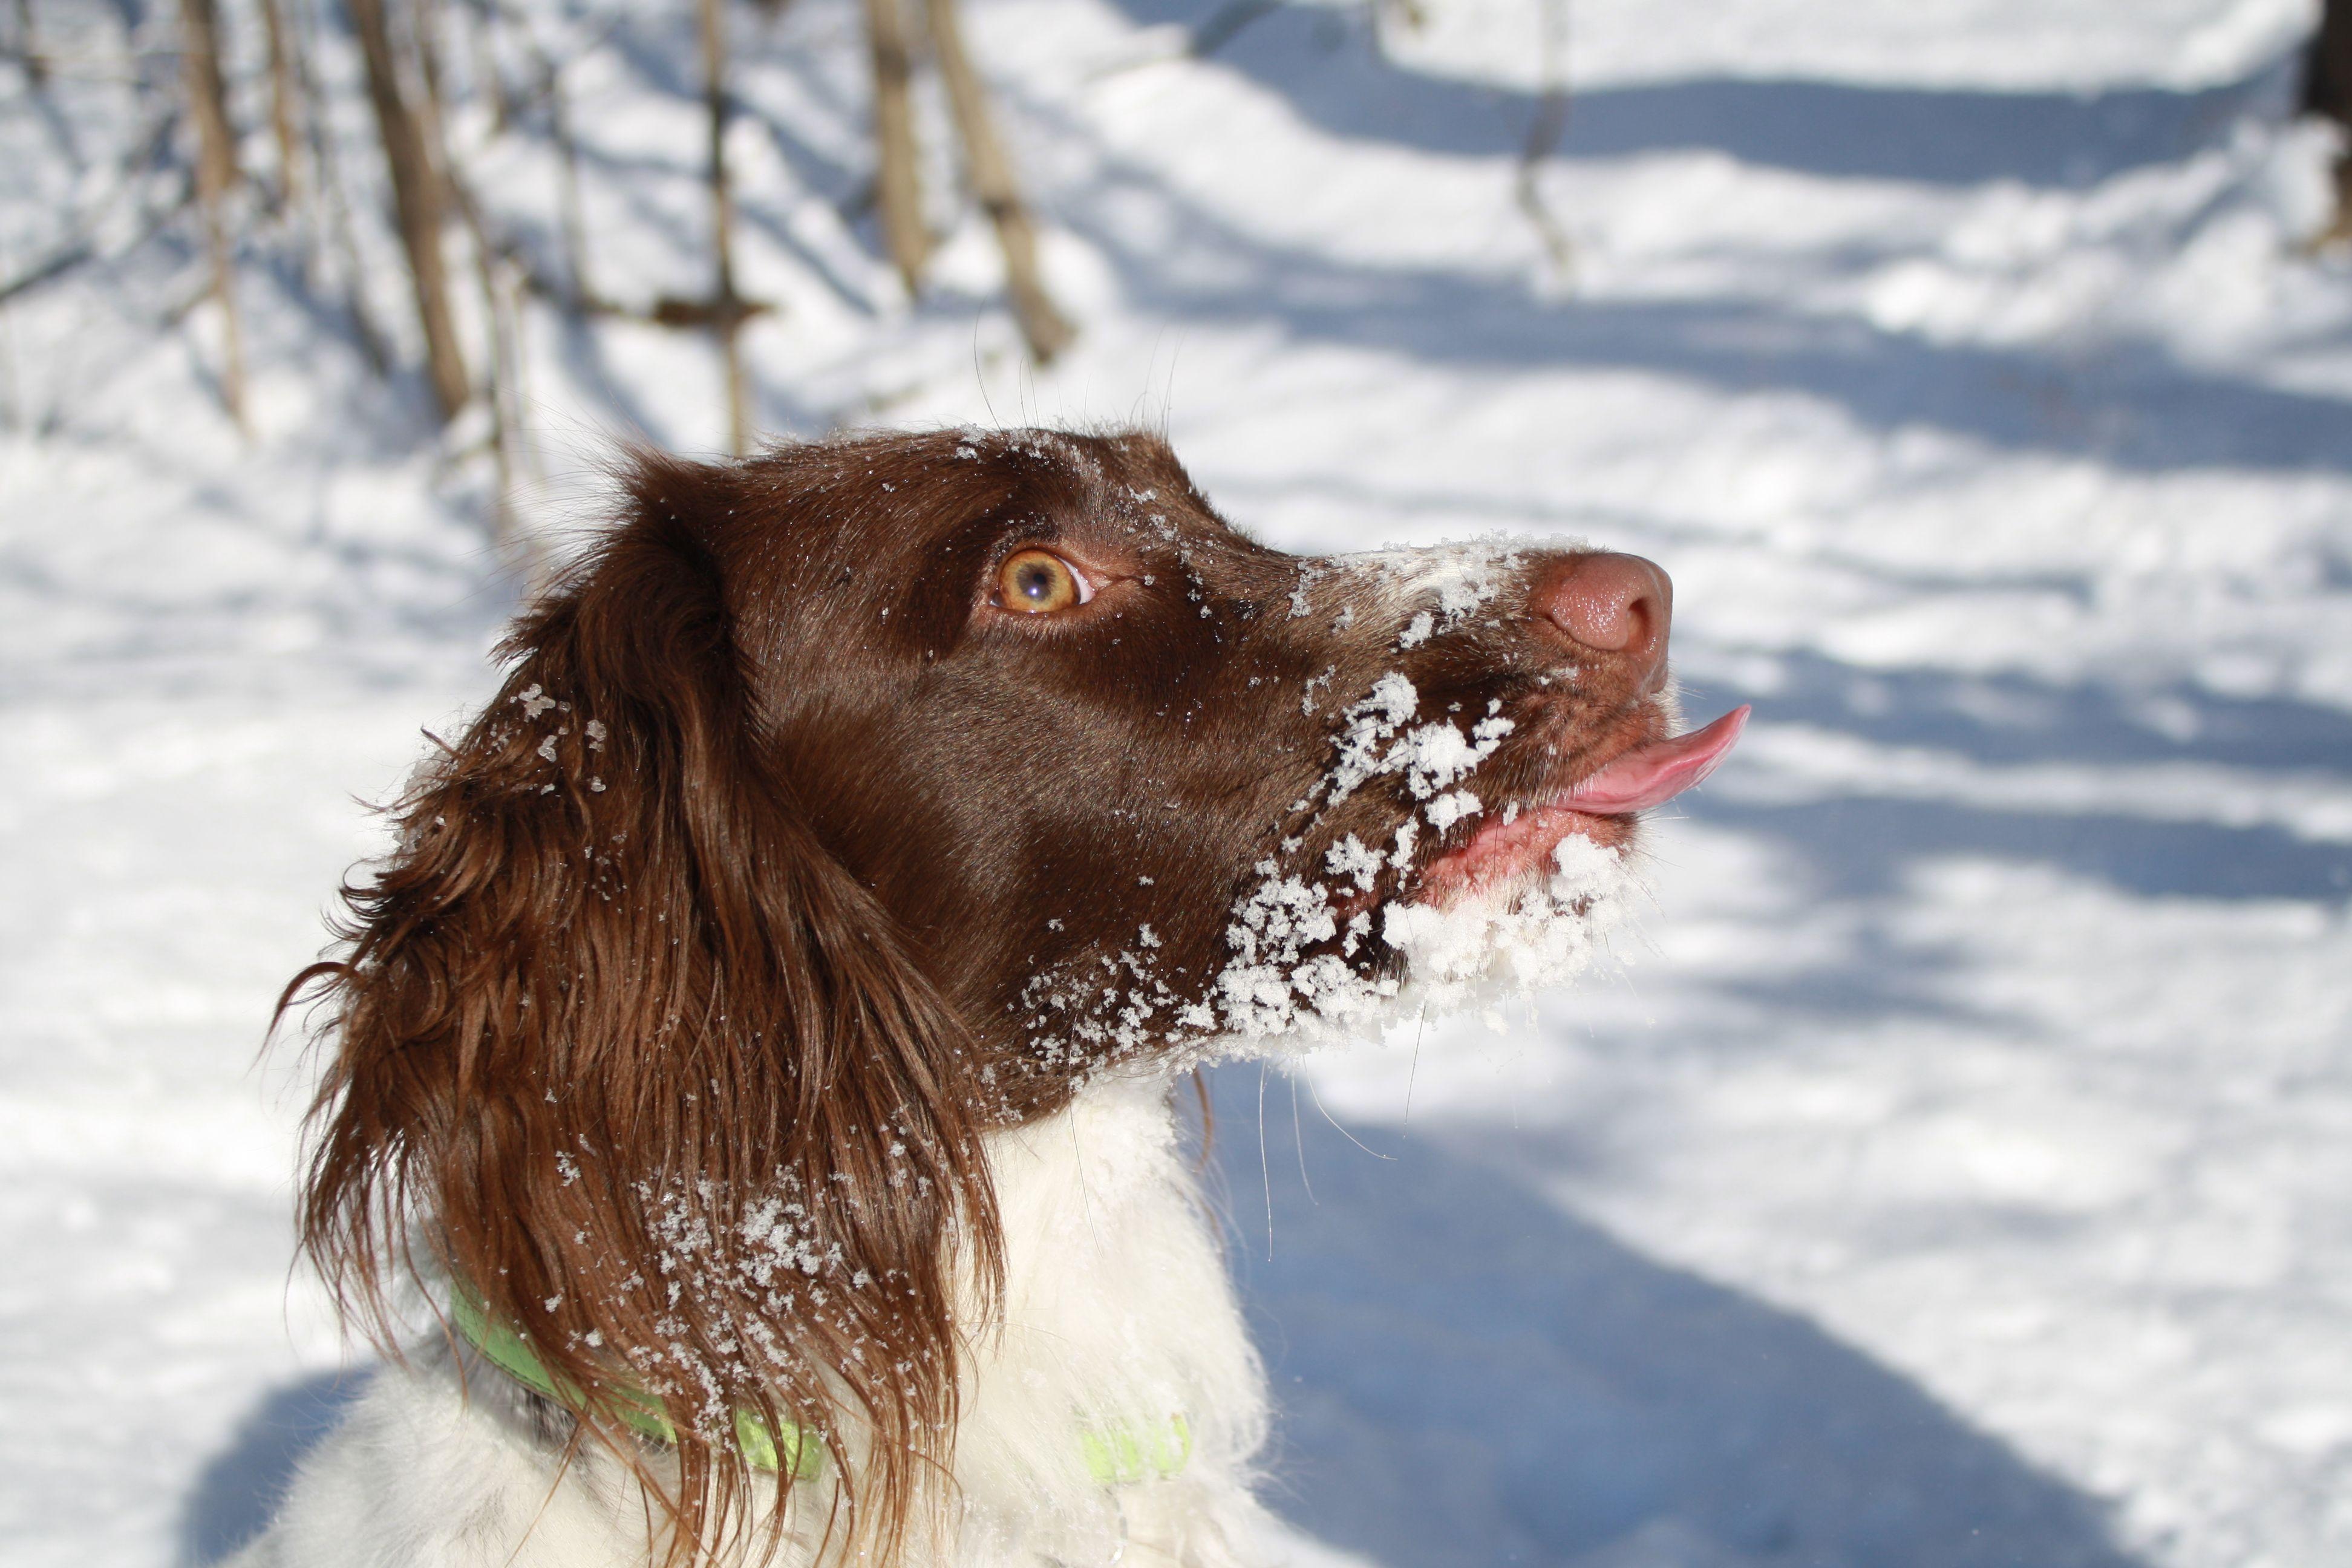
286, 427, 1740, 1555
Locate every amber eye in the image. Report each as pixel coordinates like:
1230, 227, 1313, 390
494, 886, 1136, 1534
996, 548, 1091, 613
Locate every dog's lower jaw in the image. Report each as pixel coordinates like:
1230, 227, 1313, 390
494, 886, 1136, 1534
232, 1074, 1277, 1568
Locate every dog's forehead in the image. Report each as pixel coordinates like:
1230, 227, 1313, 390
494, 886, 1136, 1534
944, 429, 1304, 582
964, 427, 1202, 521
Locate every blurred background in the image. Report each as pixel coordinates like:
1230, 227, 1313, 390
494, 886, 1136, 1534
4, 0, 2351, 1563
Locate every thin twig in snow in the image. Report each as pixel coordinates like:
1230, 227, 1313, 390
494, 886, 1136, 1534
1515, 0, 1575, 284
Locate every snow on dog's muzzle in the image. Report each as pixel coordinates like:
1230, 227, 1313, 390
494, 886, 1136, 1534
1181, 541, 1751, 1055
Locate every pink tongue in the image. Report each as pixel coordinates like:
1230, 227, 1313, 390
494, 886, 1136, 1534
1563, 706, 1751, 814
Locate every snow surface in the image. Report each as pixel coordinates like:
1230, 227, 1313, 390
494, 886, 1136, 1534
4, 0, 2351, 1564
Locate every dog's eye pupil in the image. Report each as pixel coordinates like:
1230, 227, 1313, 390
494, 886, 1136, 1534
998, 549, 1083, 613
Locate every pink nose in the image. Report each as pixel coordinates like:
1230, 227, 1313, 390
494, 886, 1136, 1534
1534, 551, 1673, 690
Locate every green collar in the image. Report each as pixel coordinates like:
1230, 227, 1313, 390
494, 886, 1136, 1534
449, 1288, 1189, 1486
450, 1284, 817, 1476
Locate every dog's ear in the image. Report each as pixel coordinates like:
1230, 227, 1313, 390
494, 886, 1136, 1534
284, 452, 999, 1560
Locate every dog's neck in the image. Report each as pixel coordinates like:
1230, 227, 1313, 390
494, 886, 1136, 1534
947, 1071, 1268, 1563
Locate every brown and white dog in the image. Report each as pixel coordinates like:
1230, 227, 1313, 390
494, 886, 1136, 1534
249, 428, 1744, 1568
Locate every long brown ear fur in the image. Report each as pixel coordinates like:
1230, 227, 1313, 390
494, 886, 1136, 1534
280, 454, 1001, 1563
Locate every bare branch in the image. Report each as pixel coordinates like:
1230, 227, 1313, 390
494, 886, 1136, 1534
178, 0, 248, 432
925, 0, 1074, 362
350, 0, 470, 419
443, 167, 535, 569
295, 0, 394, 374
259, 0, 305, 209
863, 0, 929, 293
701, 0, 751, 456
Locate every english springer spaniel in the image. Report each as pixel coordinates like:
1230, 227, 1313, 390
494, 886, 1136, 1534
249, 428, 1744, 1568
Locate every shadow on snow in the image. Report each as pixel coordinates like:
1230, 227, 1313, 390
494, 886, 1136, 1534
1106, 0, 2293, 190
1209, 1065, 2143, 1568
180, 1370, 372, 1566
1673, 664, 2352, 906
1048, 141, 2352, 475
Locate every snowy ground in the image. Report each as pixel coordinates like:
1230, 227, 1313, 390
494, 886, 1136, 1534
4, 0, 2351, 1563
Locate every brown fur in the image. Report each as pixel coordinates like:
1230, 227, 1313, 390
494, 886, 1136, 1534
278, 427, 1670, 1564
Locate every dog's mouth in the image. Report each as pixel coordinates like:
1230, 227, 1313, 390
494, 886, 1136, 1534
1414, 705, 1749, 905
1148, 695, 1746, 1053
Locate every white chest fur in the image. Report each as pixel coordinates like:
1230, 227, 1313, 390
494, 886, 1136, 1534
952, 1075, 1272, 1564
240, 1076, 1274, 1568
